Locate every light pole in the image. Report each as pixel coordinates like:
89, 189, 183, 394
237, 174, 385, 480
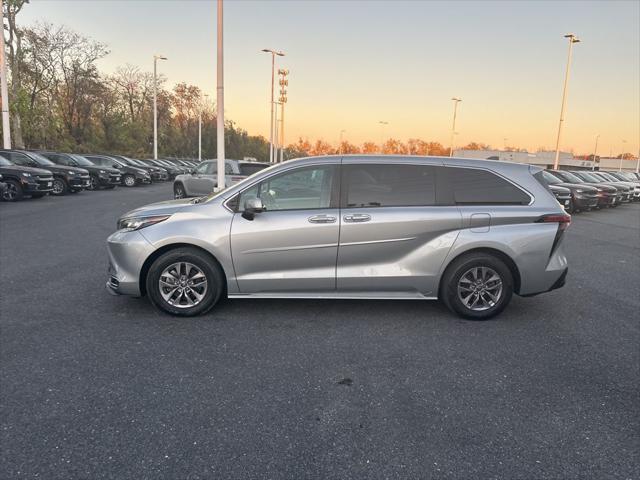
261, 48, 285, 163
378, 121, 388, 153
618, 139, 627, 171
198, 93, 209, 161
339, 129, 346, 154
278, 69, 288, 163
153, 54, 167, 159
553, 33, 580, 170
592, 134, 600, 170
216, 0, 225, 189
449, 97, 462, 157
0, 0, 10, 148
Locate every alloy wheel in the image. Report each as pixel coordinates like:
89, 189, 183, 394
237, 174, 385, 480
52, 179, 65, 195
3, 183, 18, 201
124, 175, 135, 187
89, 176, 98, 190
159, 262, 208, 308
174, 185, 185, 199
457, 266, 503, 312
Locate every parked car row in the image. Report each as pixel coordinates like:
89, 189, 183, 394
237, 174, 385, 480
0, 149, 204, 202
543, 169, 640, 213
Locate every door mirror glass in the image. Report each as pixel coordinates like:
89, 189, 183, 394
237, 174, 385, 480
242, 197, 265, 220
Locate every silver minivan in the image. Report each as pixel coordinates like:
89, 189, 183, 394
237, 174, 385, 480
107, 156, 570, 320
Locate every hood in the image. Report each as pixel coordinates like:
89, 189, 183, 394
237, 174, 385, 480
0, 165, 53, 176
80, 164, 119, 174
549, 184, 571, 194
554, 182, 598, 193
124, 166, 149, 175
120, 197, 196, 219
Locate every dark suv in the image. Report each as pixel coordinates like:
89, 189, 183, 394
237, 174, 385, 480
0, 155, 54, 201
38, 151, 121, 190
108, 155, 169, 182
0, 149, 89, 195
544, 170, 600, 212
85, 155, 151, 187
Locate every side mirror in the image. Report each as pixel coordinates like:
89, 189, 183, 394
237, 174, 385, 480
241, 197, 265, 220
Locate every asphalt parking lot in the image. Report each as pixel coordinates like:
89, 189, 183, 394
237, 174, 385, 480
1, 184, 639, 479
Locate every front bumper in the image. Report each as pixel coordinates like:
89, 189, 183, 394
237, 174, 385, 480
574, 195, 598, 209
100, 174, 121, 186
106, 230, 154, 296
69, 175, 91, 190
23, 176, 54, 194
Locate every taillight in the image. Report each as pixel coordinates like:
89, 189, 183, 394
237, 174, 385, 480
536, 213, 571, 231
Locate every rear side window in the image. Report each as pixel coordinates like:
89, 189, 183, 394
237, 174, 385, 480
343, 164, 436, 207
239, 163, 268, 176
450, 168, 530, 205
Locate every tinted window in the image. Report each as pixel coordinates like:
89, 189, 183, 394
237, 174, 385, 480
45, 153, 74, 166
542, 171, 563, 185
239, 163, 269, 176
1, 151, 36, 167
238, 166, 335, 211
344, 164, 436, 208
451, 168, 530, 205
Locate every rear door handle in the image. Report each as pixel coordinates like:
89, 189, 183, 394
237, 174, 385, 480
343, 213, 371, 223
308, 214, 337, 224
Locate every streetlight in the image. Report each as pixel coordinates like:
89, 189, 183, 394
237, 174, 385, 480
378, 121, 388, 153
339, 129, 346, 154
592, 134, 600, 171
198, 93, 209, 161
216, 0, 225, 189
449, 97, 462, 157
261, 48, 285, 163
553, 33, 580, 170
619, 139, 627, 171
153, 54, 167, 160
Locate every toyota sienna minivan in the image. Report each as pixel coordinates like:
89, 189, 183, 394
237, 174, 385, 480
106, 156, 570, 320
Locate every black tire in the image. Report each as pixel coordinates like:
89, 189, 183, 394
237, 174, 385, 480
173, 182, 186, 199
2, 180, 23, 201
52, 177, 68, 195
440, 252, 514, 320
88, 175, 100, 190
122, 174, 136, 187
567, 199, 575, 214
145, 247, 224, 317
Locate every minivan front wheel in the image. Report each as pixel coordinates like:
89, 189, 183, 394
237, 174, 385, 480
441, 253, 513, 320
146, 247, 224, 316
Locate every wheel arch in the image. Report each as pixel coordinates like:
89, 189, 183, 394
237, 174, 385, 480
439, 247, 522, 296
138, 243, 228, 297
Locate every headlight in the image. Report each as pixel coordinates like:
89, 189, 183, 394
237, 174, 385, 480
117, 215, 171, 231
68, 171, 76, 175
99, 170, 106, 174
21, 172, 32, 177
575, 189, 584, 193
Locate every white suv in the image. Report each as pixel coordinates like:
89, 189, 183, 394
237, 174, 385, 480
173, 159, 269, 198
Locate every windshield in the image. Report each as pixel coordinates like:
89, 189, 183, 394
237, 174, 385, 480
599, 172, 619, 182
556, 171, 584, 183
125, 157, 147, 167
542, 171, 563, 185
0, 157, 12, 166
28, 152, 56, 166
70, 154, 94, 166
576, 172, 601, 183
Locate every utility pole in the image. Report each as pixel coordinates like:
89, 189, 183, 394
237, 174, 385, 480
618, 140, 626, 171
553, 33, 580, 169
0, 0, 10, 148
378, 121, 388, 153
339, 129, 346, 154
449, 97, 462, 157
198, 93, 209, 161
216, 0, 225, 189
278, 69, 288, 163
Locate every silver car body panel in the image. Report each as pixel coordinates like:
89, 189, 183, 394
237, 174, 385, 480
107, 155, 568, 300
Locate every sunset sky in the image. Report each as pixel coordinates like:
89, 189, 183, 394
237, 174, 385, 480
21, 0, 640, 155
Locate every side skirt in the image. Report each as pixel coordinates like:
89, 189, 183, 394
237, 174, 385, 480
228, 292, 438, 300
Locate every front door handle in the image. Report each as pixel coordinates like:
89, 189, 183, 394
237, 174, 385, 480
308, 214, 337, 224
343, 213, 371, 223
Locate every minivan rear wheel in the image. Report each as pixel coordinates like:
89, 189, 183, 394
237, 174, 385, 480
441, 252, 513, 320
146, 247, 224, 316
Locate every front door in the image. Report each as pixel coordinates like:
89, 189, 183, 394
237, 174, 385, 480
189, 162, 215, 195
230, 164, 340, 293
337, 161, 462, 296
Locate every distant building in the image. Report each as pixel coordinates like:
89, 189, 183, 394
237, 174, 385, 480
453, 149, 639, 172
453, 149, 596, 170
